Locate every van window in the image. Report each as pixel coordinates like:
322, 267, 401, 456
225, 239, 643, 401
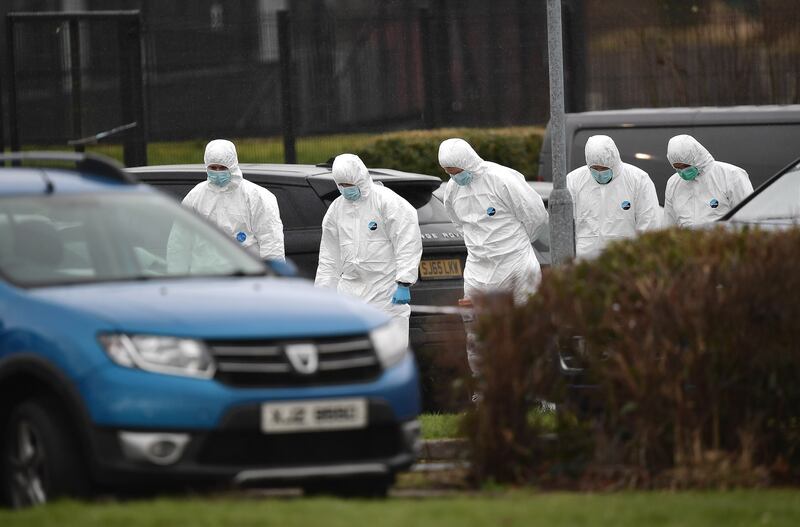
572, 123, 800, 204
573, 127, 687, 203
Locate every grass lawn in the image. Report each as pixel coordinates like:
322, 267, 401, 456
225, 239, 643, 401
420, 413, 464, 440
21, 133, 382, 167
2, 490, 799, 526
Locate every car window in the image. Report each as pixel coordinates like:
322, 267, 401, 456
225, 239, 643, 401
262, 185, 327, 230
157, 183, 196, 200
729, 166, 800, 224
382, 182, 451, 225
284, 185, 327, 226
0, 193, 265, 287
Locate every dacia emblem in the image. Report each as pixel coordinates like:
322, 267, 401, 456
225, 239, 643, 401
285, 343, 319, 375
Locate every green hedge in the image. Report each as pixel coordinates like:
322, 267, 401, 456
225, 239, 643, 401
21, 128, 544, 175
466, 226, 800, 489
354, 127, 545, 181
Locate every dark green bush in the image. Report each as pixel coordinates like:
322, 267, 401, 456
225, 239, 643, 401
354, 127, 544, 180
466, 226, 800, 489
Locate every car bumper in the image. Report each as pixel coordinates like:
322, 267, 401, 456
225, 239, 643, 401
89, 400, 420, 488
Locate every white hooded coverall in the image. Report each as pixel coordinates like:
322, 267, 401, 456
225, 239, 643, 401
315, 154, 422, 343
664, 135, 754, 227
439, 138, 548, 306
567, 135, 660, 259
167, 139, 285, 273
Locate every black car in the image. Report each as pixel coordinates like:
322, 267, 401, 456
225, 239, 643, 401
130, 163, 468, 406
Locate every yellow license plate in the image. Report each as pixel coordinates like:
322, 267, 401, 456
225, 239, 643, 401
419, 258, 462, 280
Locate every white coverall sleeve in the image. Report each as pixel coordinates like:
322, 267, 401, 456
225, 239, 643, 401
729, 169, 754, 207
384, 196, 423, 285
314, 206, 342, 290
566, 171, 579, 220
250, 188, 285, 261
662, 178, 678, 227
166, 192, 197, 273
444, 185, 464, 235
634, 176, 661, 232
502, 174, 549, 242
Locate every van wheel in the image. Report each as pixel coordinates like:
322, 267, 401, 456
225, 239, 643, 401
303, 474, 393, 499
1, 398, 89, 508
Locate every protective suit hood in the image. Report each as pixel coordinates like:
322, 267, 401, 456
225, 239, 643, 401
332, 154, 373, 198
438, 138, 484, 175
204, 139, 244, 191
168, 139, 285, 266
585, 135, 623, 176
667, 134, 715, 175
663, 137, 752, 227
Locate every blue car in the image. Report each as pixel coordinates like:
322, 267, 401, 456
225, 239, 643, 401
0, 153, 421, 507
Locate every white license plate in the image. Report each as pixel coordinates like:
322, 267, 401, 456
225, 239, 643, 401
260, 398, 368, 434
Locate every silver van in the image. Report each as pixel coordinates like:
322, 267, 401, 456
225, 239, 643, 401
538, 105, 800, 203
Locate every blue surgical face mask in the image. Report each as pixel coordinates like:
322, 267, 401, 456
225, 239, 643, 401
453, 170, 473, 186
340, 185, 362, 201
677, 165, 699, 181
207, 169, 231, 187
590, 167, 613, 185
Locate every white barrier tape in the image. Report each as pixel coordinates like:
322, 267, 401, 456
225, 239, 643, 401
409, 304, 472, 316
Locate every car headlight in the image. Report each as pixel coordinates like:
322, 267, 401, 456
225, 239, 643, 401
99, 334, 215, 379
370, 320, 409, 369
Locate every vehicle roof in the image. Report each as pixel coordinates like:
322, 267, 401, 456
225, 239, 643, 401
127, 163, 442, 184
566, 105, 800, 128
0, 167, 152, 197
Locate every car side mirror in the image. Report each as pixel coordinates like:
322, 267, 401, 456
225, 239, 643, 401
264, 257, 299, 277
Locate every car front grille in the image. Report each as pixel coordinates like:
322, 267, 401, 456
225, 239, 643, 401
207, 335, 382, 387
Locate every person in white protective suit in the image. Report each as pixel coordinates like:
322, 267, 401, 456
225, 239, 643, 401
167, 139, 285, 273
439, 138, 548, 304
314, 154, 422, 346
664, 134, 753, 227
566, 135, 660, 259
438, 138, 548, 382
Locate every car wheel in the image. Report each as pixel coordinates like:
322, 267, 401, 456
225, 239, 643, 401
303, 474, 393, 499
1, 398, 89, 508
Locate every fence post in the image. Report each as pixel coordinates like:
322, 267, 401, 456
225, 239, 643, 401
6, 15, 20, 164
68, 18, 84, 153
418, 8, 435, 129
0, 42, 4, 156
277, 10, 296, 164
563, 0, 586, 113
118, 14, 147, 166
432, 0, 451, 126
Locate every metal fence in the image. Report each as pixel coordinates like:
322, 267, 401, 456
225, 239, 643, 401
2, 0, 799, 166
583, 1, 800, 109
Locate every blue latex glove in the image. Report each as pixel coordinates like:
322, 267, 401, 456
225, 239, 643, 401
391, 284, 411, 305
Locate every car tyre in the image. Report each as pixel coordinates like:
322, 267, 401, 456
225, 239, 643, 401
1, 397, 90, 508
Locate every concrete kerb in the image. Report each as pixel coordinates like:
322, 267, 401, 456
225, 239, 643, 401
419, 438, 468, 462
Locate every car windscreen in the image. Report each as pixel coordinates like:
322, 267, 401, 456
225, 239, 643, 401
0, 193, 266, 287
728, 165, 800, 224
